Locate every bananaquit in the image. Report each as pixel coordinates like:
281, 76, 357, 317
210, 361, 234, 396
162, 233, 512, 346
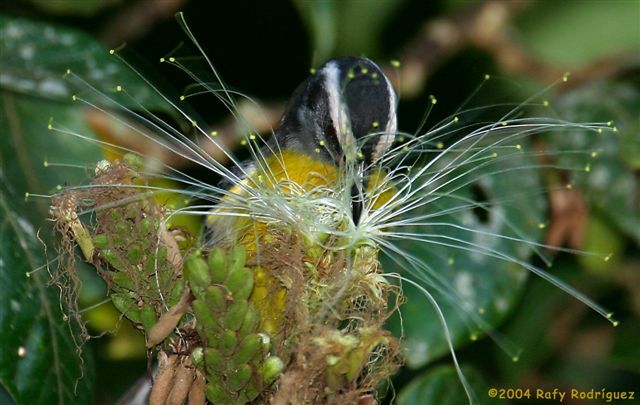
205, 56, 398, 248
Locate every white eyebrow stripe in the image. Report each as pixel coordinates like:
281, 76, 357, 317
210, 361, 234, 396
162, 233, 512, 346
323, 62, 356, 156
372, 72, 397, 162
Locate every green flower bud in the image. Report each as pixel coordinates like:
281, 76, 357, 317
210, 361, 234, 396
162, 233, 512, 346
202, 285, 225, 312
228, 246, 247, 274
208, 248, 227, 283
205, 348, 225, 373
231, 272, 253, 301
258, 333, 272, 353
226, 268, 252, 297
220, 330, 238, 356
185, 254, 211, 298
191, 347, 204, 371
238, 307, 258, 337
224, 300, 248, 331
192, 299, 220, 336
227, 364, 252, 392
235, 334, 263, 364
243, 382, 260, 403
205, 383, 229, 404
260, 356, 284, 385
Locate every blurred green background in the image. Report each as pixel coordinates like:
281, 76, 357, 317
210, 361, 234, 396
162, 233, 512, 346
1, 0, 639, 404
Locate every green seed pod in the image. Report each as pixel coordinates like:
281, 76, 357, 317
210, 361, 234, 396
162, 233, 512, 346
206, 372, 224, 389
224, 300, 249, 331
228, 246, 247, 274
226, 268, 252, 297
191, 347, 204, 371
234, 334, 263, 364
231, 272, 253, 301
205, 383, 230, 404
238, 307, 258, 337
204, 285, 227, 312
92, 234, 109, 249
260, 356, 284, 385
140, 305, 157, 331
227, 364, 252, 392
205, 348, 225, 373
220, 330, 238, 356
243, 382, 260, 403
258, 333, 272, 353
208, 248, 227, 283
185, 254, 211, 299
192, 299, 220, 336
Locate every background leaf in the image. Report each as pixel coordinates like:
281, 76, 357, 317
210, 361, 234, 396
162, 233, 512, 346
0, 94, 99, 403
385, 140, 546, 368
397, 365, 497, 405
545, 77, 640, 244
0, 15, 176, 404
293, 0, 405, 62
25, 0, 121, 17
515, 0, 640, 67
0, 15, 172, 113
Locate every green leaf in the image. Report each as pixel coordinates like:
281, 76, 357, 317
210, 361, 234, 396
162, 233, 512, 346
385, 141, 545, 368
0, 30, 112, 401
493, 263, 576, 384
293, 0, 405, 61
26, 0, 121, 17
0, 93, 103, 222
397, 365, 498, 405
545, 78, 640, 244
0, 25, 106, 396
579, 213, 624, 277
0, 15, 172, 113
0, 14, 203, 402
515, 0, 640, 67
611, 318, 640, 373
0, 145, 95, 403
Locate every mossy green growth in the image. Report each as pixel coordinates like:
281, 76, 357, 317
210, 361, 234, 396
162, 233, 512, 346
186, 247, 283, 404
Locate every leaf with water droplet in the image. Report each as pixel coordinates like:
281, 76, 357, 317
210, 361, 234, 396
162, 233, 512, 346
545, 77, 640, 244
385, 139, 545, 368
0, 16, 173, 115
